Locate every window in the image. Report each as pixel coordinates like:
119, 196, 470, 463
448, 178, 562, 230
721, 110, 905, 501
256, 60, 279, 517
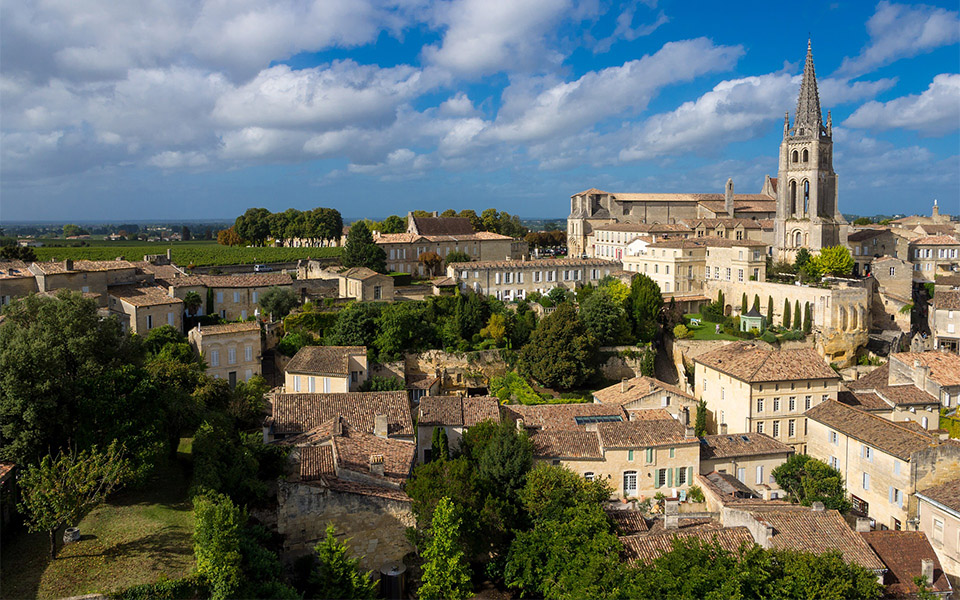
822, 394, 829, 404
772, 421, 780, 437
756, 465, 764, 485
292, 374, 300, 392
233, 291, 240, 303
757, 399, 764, 412
829, 456, 839, 469
773, 397, 780, 412
147, 314, 153, 329
737, 468, 746, 482
374, 285, 382, 300
584, 472, 595, 482
829, 431, 839, 445
252, 291, 258, 303
323, 377, 331, 393
645, 448, 654, 463
210, 350, 220, 367
725, 267, 731, 281
240, 310, 247, 320
756, 421, 764, 434
628, 450, 634, 461
624, 471, 638, 495
216, 292, 223, 304
661, 396, 671, 407
167, 312, 175, 326
308, 376, 315, 393
702, 379, 707, 393
788, 397, 796, 412
893, 460, 900, 476
862, 445, 873, 461
889, 487, 903, 507
805, 395, 812, 410
245, 345, 253, 362
862, 472, 870, 490
657, 469, 668, 488
228, 348, 236, 364
738, 269, 743, 282
889, 267, 895, 276
788, 420, 795, 438
677, 468, 687, 486
665, 265, 670, 274
933, 518, 944, 545
922, 416, 929, 428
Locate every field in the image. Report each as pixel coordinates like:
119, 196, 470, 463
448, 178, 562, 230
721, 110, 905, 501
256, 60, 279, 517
32, 240, 342, 266
0, 453, 195, 600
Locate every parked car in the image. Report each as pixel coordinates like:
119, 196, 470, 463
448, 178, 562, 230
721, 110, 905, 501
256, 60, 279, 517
254, 264, 272, 272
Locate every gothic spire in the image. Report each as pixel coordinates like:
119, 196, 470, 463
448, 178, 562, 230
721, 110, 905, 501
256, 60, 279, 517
794, 39, 823, 135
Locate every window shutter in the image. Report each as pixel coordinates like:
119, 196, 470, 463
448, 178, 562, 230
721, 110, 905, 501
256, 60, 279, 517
655, 470, 661, 489
667, 468, 674, 488
889, 486, 894, 504
687, 466, 693, 486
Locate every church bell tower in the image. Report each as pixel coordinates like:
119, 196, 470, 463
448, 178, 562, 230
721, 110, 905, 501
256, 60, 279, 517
774, 40, 844, 259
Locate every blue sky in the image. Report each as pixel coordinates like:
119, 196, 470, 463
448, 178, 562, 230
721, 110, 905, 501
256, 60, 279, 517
1, 0, 957, 222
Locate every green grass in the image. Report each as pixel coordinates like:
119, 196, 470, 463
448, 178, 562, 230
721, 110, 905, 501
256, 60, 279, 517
32, 240, 342, 266
683, 314, 739, 341
1, 455, 195, 600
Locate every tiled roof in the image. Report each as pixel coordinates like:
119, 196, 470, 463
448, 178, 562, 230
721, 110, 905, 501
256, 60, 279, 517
324, 477, 411, 502
698, 198, 777, 213
605, 509, 649, 534
572, 188, 610, 196
195, 321, 261, 335
131, 261, 187, 282
837, 390, 891, 412
269, 391, 413, 437
593, 376, 696, 406
376, 231, 513, 244
749, 506, 885, 571
627, 408, 677, 421
804, 400, 935, 461
917, 224, 958, 236
694, 341, 838, 383
620, 527, 755, 565
596, 418, 693, 449
293, 421, 416, 487
933, 290, 960, 310
418, 396, 501, 427
406, 372, 439, 390
910, 235, 960, 246
861, 531, 952, 596
847, 229, 886, 242
891, 352, 960, 387
299, 445, 336, 481
917, 478, 960, 514
452, 258, 620, 270
168, 273, 293, 288
0, 260, 32, 279
339, 267, 382, 280
646, 238, 767, 249
285, 345, 366, 376
108, 284, 183, 307
410, 216, 475, 236
30, 260, 135, 274
594, 222, 693, 233
0, 462, 15, 484
502, 403, 627, 430
846, 364, 891, 390
530, 429, 603, 459
699, 471, 760, 499
699, 433, 794, 460
680, 218, 763, 230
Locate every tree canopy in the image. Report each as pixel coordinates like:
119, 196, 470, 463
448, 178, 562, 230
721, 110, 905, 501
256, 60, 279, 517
258, 286, 299, 320
342, 221, 387, 273
518, 303, 597, 390
627, 274, 663, 342
772, 454, 851, 512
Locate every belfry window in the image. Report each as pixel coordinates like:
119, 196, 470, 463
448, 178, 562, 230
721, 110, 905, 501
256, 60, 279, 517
803, 180, 810, 215
802, 149, 809, 162
792, 150, 799, 163
789, 180, 797, 214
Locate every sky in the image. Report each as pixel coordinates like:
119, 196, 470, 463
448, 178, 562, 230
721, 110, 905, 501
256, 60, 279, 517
1, 0, 958, 222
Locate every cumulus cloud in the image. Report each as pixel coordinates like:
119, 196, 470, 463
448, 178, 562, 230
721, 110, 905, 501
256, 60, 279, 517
843, 73, 960, 135
147, 151, 209, 169
836, 1, 960, 77
592, 3, 669, 53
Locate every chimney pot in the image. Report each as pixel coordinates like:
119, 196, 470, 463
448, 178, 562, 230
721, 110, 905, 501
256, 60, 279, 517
812, 501, 825, 512
921, 559, 935, 585
855, 517, 871, 532
621, 378, 628, 393
64, 259, 73, 271
369, 454, 385, 477
374, 414, 388, 438
685, 426, 695, 439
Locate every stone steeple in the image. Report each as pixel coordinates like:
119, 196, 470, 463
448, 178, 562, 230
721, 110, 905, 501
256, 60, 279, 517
793, 39, 823, 136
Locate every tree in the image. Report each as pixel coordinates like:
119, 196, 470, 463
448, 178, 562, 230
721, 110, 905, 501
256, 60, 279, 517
258, 286, 298, 320
752, 294, 760, 313
193, 491, 245, 600
418, 251, 443, 277
63, 223, 82, 237
810, 245, 854, 278
794, 300, 801, 329
480, 208, 501, 233
853, 217, 873, 226
0, 245, 37, 261
580, 289, 631, 346
217, 227, 244, 246
19, 441, 131, 558
795, 247, 811, 270
407, 457, 482, 535
305, 524, 377, 600
444, 250, 472, 265
379, 214, 406, 234
783, 298, 792, 329
458, 210, 482, 232
767, 296, 774, 323
741, 293, 748, 314
440, 209, 458, 217
342, 221, 387, 273
803, 302, 812, 334
234, 208, 272, 246
480, 313, 507, 346
181, 226, 192, 241
420, 497, 473, 600
772, 454, 850, 512
183, 290, 203, 316
694, 400, 707, 436
325, 302, 382, 347
518, 303, 597, 390
431, 427, 450, 461
628, 274, 663, 342
374, 302, 434, 361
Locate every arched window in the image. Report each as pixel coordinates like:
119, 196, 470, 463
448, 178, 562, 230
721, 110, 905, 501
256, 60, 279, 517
792, 150, 799, 163
803, 180, 810, 215
802, 149, 809, 162
789, 180, 797, 215
794, 231, 802, 247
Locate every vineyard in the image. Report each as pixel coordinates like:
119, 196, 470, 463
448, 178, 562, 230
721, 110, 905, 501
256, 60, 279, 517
33, 241, 342, 266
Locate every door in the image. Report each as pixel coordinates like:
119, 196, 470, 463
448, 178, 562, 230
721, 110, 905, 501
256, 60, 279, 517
228, 371, 237, 388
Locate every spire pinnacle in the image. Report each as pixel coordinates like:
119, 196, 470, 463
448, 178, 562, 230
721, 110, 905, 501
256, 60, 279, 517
794, 39, 823, 135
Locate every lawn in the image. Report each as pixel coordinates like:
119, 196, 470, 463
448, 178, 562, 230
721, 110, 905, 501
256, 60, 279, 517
682, 314, 739, 341
1, 453, 195, 600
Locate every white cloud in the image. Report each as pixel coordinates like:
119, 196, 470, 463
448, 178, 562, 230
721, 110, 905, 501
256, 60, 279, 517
836, 1, 960, 77
346, 147, 433, 180
147, 150, 209, 169
438, 92, 478, 117
592, 4, 669, 53
422, 0, 571, 77
843, 73, 960, 135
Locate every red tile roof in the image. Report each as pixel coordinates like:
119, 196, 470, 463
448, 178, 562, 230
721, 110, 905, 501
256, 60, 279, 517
502, 403, 627, 430
805, 400, 936, 461
917, 478, 960, 514
285, 345, 366, 376
418, 396, 501, 427
108, 284, 183, 307
592, 376, 696, 406
530, 429, 603, 459
620, 527, 755, 565
605, 509, 649, 534
699, 433, 795, 460
890, 352, 960, 387
861, 530, 952, 596
194, 321, 261, 335
695, 341, 838, 383
596, 418, 694, 449
269, 391, 413, 437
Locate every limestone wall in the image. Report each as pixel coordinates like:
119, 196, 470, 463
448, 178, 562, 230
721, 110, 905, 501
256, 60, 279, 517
277, 481, 415, 572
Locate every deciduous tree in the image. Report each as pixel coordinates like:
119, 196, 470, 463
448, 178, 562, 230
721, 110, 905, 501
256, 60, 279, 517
420, 497, 473, 600
258, 286, 298, 320
628, 274, 663, 342
518, 303, 597, 390
305, 524, 376, 600
810, 245, 854, 278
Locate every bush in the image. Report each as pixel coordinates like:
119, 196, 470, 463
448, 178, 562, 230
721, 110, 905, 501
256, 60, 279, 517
702, 301, 725, 323
359, 375, 406, 391
779, 330, 805, 342
672, 324, 693, 339
490, 371, 542, 405
277, 332, 315, 357
760, 331, 778, 344
111, 574, 208, 600
687, 485, 705, 503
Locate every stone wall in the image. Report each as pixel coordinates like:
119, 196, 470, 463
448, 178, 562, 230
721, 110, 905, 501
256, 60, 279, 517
370, 360, 405, 382
405, 349, 508, 393
277, 481, 415, 572
597, 346, 649, 381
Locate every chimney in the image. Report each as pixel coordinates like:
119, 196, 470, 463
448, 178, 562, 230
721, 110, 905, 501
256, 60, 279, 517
760, 524, 774, 548
812, 501, 825, 512
914, 362, 929, 391
664, 500, 680, 529
374, 414, 388, 438
369, 454, 385, 477
725, 178, 734, 218
431, 211, 438, 217
621, 378, 628, 393
719, 423, 728, 435
685, 426, 695, 439
516, 418, 525, 431
665, 514, 680, 529
681, 407, 690, 427
921, 559, 935, 585
64, 259, 73, 271
855, 517, 871, 532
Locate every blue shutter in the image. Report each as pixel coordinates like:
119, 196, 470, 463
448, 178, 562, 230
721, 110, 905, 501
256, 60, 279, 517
668, 468, 674, 488
655, 470, 662, 489
888, 486, 894, 504
688, 466, 694, 485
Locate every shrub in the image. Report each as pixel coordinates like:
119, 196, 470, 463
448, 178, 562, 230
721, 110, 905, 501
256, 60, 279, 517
673, 324, 693, 339
687, 486, 705, 503
760, 331, 778, 344
359, 375, 406, 391
277, 332, 314, 357
702, 301, 725, 323
111, 575, 208, 600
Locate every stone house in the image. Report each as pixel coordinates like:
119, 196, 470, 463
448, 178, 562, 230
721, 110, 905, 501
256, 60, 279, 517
188, 321, 262, 386
27, 259, 147, 307
0, 260, 39, 306
590, 222, 692, 260
680, 217, 765, 243
168, 272, 293, 321
447, 257, 621, 301
930, 290, 960, 354
591, 376, 698, 423
415, 395, 501, 463
693, 341, 841, 452
698, 433, 795, 498
296, 264, 393, 302
843, 364, 942, 430
888, 352, 960, 409
915, 478, 960, 576
263, 391, 413, 444
107, 283, 184, 335
861, 530, 953, 597
284, 346, 368, 393
805, 400, 960, 531
869, 256, 912, 333
909, 235, 960, 283
848, 228, 910, 276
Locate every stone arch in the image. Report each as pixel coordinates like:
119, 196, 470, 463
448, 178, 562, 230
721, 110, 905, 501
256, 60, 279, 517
849, 304, 858, 330
794, 231, 802, 248
790, 180, 797, 215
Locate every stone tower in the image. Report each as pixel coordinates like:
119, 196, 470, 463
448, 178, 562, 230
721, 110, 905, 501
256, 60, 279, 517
774, 40, 845, 260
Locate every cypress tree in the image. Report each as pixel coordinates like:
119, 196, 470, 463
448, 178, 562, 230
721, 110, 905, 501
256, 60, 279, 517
752, 294, 760, 313
803, 302, 812, 334
794, 300, 802, 330
783, 298, 791, 329
741, 293, 748, 314
767, 296, 774, 323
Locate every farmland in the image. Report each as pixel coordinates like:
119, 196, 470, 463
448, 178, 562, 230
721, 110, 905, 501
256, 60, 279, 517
32, 240, 342, 266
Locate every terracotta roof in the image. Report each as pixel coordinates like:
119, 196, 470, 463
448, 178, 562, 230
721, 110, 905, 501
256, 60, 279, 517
376, 231, 514, 244
620, 527, 755, 565
694, 341, 838, 383
596, 418, 694, 449
917, 224, 958, 236
108, 284, 183, 307
339, 267, 383, 280
805, 400, 936, 461
699, 433, 794, 460
286, 345, 366, 376
293, 421, 416, 487
838, 390, 892, 412
406, 372, 439, 390
418, 396, 501, 427
749, 506, 885, 571
698, 198, 777, 213
594, 222, 693, 233
917, 478, 960, 514
131, 261, 186, 282
453, 257, 620, 270
530, 429, 603, 459
680, 218, 763, 230
699, 471, 760, 499
592, 376, 695, 406
861, 531, 952, 597
647, 238, 768, 249
626, 408, 677, 421
572, 188, 610, 196
200, 273, 293, 288
502, 403, 627, 430
299, 445, 337, 481
847, 229, 887, 242
910, 235, 960, 246
268, 391, 413, 437
847, 364, 891, 390
891, 352, 960, 387
0, 462, 15, 484
0, 260, 32, 279
194, 321, 261, 335
30, 260, 135, 274
410, 216, 475, 236
606, 509, 649, 534
933, 290, 960, 311
324, 477, 411, 502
